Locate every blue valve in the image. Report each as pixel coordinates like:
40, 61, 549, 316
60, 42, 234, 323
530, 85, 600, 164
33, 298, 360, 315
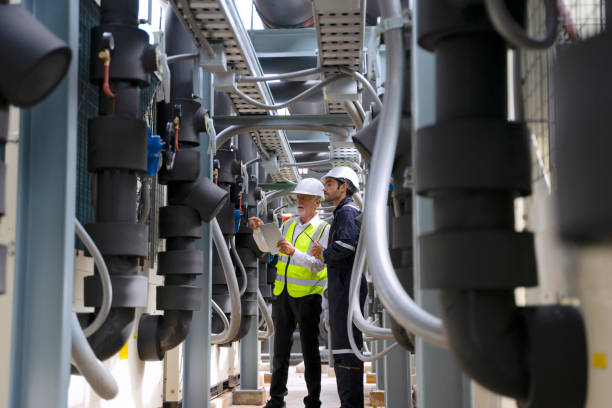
389, 172, 395, 192
233, 209, 242, 234
147, 126, 164, 175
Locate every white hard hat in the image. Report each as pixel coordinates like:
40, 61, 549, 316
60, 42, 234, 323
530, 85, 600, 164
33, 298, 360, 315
321, 166, 360, 192
292, 178, 325, 199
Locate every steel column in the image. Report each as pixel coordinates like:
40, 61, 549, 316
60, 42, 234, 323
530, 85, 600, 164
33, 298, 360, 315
383, 311, 412, 407
183, 68, 213, 408
239, 267, 259, 390
9, 0, 78, 407
412, 1, 472, 407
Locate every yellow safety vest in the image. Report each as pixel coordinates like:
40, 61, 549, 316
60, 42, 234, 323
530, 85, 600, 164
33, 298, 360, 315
274, 217, 328, 297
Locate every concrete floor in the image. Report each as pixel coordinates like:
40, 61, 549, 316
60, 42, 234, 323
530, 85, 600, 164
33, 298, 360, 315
215, 365, 375, 408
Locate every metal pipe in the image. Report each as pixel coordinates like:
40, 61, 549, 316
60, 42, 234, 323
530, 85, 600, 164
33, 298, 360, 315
75, 218, 112, 338
71, 313, 118, 399
365, 0, 448, 349
210, 218, 242, 344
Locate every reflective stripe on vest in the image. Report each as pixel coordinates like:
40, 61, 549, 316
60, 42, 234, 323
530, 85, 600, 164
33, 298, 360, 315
274, 218, 328, 297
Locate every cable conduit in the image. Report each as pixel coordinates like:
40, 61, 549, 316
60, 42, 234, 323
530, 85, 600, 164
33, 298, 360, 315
365, 0, 448, 349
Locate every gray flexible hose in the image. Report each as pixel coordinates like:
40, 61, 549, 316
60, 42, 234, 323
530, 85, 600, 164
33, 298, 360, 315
350, 226, 395, 340
211, 218, 242, 344
75, 218, 112, 338
281, 158, 333, 168
343, 100, 364, 130
167, 52, 199, 64
353, 100, 367, 122
339, 68, 384, 112
485, 0, 559, 50
365, 0, 448, 349
211, 299, 230, 331
230, 236, 248, 296
215, 124, 349, 152
71, 313, 118, 399
236, 66, 333, 82
231, 74, 346, 110
257, 289, 275, 339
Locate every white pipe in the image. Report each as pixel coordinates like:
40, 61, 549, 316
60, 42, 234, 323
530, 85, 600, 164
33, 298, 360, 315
210, 218, 242, 344
71, 313, 118, 399
343, 100, 364, 130
75, 218, 112, 338
364, 0, 448, 349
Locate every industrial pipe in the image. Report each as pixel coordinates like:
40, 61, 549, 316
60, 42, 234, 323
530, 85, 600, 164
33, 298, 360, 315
253, 0, 313, 28
365, 0, 448, 349
415, 0, 586, 405
84, 0, 154, 362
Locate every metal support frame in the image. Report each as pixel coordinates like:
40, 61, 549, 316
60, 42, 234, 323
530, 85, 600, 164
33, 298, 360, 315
9, 1, 78, 407
183, 68, 213, 408
412, 2, 472, 407
239, 266, 259, 390
212, 115, 354, 128
383, 311, 412, 408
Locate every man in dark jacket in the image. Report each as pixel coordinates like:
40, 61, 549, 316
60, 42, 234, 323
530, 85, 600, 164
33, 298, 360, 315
312, 166, 367, 408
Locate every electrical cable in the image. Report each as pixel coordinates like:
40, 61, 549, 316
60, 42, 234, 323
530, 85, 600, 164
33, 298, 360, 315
350, 224, 396, 341
353, 100, 367, 123
236, 66, 334, 82
231, 74, 346, 111
257, 289, 275, 339
230, 236, 248, 296
245, 156, 262, 168
75, 218, 112, 338
484, 0, 559, 50
71, 313, 119, 399
211, 299, 230, 331
343, 100, 364, 130
365, 0, 448, 349
210, 218, 242, 344
167, 52, 199, 64
338, 68, 383, 111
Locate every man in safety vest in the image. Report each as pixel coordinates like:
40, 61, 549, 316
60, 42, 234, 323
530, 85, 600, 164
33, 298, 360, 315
311, 166, 366, 408
249, 178, 330, 408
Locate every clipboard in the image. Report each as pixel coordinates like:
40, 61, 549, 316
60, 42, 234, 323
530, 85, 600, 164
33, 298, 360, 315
255, 223, 285, 255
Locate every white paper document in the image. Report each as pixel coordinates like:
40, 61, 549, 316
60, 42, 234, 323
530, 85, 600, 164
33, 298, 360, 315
254, 223, 285, 255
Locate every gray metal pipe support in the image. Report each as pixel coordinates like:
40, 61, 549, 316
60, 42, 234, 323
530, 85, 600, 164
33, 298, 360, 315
365, 0, 448, 349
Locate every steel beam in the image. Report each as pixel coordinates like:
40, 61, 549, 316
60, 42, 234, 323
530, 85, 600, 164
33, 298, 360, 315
183, 69, 213, 408
412, 2, 472, 407
9, 1, 78, 407
383, 311, 412, 408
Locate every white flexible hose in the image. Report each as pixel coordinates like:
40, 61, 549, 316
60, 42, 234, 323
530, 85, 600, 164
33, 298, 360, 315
211, 218, 242, 344
74, 218, 112, 338
365, 0, 448, 349
230, 236, 248, 296
257, 289, 275, 339
211, 299, 230, 331
71, 313, 118, 399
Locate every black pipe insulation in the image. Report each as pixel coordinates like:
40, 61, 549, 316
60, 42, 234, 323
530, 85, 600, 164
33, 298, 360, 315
415, 1, 586, 406
83, 0, 155, 362
137, 8, 228, 361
